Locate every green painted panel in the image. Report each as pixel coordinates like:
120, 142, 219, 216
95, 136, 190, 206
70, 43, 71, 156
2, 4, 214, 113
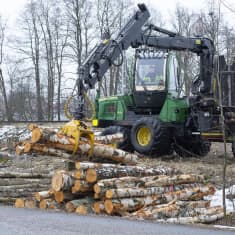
97, 94, 133, 121
159, 95, 189, 123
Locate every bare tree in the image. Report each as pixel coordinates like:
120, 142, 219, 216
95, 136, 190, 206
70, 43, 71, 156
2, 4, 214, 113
0, 16, 12, 121
18, 0, 44, 121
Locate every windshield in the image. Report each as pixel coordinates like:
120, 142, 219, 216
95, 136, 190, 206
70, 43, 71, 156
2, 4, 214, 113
135, 58, 165, 91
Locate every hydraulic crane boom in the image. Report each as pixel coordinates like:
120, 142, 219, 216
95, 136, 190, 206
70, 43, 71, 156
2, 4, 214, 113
75, 3, 215, 119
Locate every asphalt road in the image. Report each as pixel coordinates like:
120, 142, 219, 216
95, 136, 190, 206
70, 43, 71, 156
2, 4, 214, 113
0, 206, 234, 235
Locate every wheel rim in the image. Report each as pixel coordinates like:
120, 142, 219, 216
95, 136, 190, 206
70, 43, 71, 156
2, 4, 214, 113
136, 126, 151, 146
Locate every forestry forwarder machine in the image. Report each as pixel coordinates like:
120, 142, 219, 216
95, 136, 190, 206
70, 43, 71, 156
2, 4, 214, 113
64, 3, 235, 158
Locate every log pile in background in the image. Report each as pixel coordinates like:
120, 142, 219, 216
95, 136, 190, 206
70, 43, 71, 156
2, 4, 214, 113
16, 125, 138, 165
0, 155, 72, 204
15, 160, 225, 224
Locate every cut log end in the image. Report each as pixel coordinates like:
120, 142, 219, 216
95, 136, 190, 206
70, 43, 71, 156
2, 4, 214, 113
31, 128, 42, 143
51, 172, 64, 192
75, 205, 87, 215
39, 199, 47, 209
28, 123, 38, 131
93, 184, 101, 194
93, 201, 104, 214
24, 142, 32, 153
104, 199, 113, 214
15, 198, 25, 208
54, 191, 64, 203
86, 169, 97, 183
15, 145, 24, 155
65, 201, 76, 213
105, 190, 113, 199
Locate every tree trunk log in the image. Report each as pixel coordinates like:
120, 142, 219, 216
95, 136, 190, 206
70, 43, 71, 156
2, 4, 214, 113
65, 197, 94, 213
157, 213, 224, 224
34, 190, 53, 202
145, 174, 205, 187
86, 166, 178, 183
0, 178, 50, 186
24, 143, 72, 159
132, 203, 180, 219
72, 180, 94, 194
94, 176, 147, 194
93, 144, 138, 165
105, 183, 203, 199
176, 200, 210, 209
54, 191, 85, 203
94, 133, 123, 144
75, 161, 117, 170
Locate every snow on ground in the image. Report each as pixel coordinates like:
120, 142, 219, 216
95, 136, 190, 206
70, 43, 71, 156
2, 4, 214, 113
0, 125, 31, 145
206, 186, 235, 213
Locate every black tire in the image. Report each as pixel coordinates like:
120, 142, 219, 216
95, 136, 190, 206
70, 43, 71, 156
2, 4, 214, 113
174, 138, 211, 158
130, 117, 172, 156
100, 126, 133, 152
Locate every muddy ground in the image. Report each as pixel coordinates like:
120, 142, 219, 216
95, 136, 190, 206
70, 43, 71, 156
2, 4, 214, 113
138, 142, 235, 188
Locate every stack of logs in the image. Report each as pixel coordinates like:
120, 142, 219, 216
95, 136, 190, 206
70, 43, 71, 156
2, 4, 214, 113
13, 124, 224, 224
15, 124, 138, 165
15, 161, 224, 224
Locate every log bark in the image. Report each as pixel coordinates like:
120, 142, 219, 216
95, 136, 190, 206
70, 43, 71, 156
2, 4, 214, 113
157, 213, 224, 224
144, 174, 205, 187
93, 144, 138, 165
0, 197, 17, 204
0, 171, 52, 179
72, 180, 93, 194
24, 143, 72, 159
176, 200, 210, 209
94, 133, 123, 144
31, 128, 75, 145
105, 183, 203, 199
94, 176, 146, 194
0, 178, 50, 186
86, 166, 178, 183
132, 203, 180, 219
34, 190, 53, 202
51, 170, 75, 192
75, 161, 117, 170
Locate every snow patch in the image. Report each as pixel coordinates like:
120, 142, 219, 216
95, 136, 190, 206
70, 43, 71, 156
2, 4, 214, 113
206, 186, 235, 213
0, 125, 31, 144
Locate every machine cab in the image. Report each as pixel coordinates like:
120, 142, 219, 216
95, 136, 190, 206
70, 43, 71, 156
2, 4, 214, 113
133, 49, 184, 114
135, 54, 166, 92
133, 50, 167, 114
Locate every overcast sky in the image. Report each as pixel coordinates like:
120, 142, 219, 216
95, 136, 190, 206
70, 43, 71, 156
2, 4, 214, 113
0, 0, 235, 26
